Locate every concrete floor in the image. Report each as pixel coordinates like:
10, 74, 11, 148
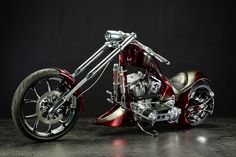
0, 117, 236, 157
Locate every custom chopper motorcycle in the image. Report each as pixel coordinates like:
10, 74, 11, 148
12, 30, 215, 141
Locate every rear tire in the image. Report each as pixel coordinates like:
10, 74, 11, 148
11, 68, 82, 142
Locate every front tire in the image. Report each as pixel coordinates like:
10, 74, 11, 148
12, 68, 81, 142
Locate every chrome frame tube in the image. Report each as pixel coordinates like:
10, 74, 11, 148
86, 33, 136, 80
72, 43, 108, 77
67, 34, 135, 98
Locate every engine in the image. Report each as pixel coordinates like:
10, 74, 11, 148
127, 71, 162, 97
127, 71, 181, 125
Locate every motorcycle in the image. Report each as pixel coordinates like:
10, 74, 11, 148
11, 30, 215, 142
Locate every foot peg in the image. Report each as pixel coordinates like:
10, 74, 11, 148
137, 123, 158, 137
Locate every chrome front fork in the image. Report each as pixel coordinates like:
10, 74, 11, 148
48, 33, 136, 114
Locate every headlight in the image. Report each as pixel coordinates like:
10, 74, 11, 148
105, 30, 125, 42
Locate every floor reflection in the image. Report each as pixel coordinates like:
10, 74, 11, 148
1, 118, 234, 157
183, 129, 190, 144
196, 136, 207, 144
111, 139, 127, 157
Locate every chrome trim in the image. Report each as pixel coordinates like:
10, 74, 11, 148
48, 77, 87, 114
21, 76, 77, 137
134, 40, 170, 65
112, 63, 119, 101
137, 123, 158, 137
186, 88, 215, 124
72, 43, 108, 77
105, 30, 129, 43
86, 33, 136, 80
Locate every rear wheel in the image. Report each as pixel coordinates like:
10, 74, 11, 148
11, 68, 82, 142
185, 84, 214, 126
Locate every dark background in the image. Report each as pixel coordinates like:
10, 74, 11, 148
1, 0, 234, 118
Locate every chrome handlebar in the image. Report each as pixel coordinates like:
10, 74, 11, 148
105, 30, 170, 65
145, 47, 171, 65
134, 40, 170, 65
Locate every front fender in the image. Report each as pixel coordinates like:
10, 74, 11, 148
56, 68, 84, 112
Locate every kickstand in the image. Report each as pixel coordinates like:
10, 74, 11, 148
137, 123, 158, 137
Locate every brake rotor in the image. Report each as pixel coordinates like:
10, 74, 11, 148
36, 91, 63, 124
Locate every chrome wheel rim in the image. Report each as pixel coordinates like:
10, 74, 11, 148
21, 77, 77, 137
186, 87, 214, 125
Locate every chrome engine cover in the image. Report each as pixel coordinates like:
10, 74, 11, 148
127, 72, 145, 97
127, 72, 181, 125
127, 72, 161, 97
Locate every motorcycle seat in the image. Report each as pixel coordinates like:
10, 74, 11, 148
169, 72, 188, 91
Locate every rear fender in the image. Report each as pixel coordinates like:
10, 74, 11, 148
56, 68, 84, 112
177, 71, 212, 108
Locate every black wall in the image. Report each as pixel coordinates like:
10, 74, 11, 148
1, 0, 234, 118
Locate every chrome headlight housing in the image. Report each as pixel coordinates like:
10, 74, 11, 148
105, 30, 126, 42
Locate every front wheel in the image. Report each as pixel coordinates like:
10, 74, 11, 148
12, 68, 82, 142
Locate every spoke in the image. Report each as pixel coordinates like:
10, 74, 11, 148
46, 79, 51, 92
24, 99, 38, 104
200, 111, 207, 117
47, 124, 52, 133
203, 109, 213, 114
60, 122, 66, 128
33, 87, 40, 99
33, 118, 39, 131
196, 117, 201, 122
49, 77, 63, 91
25, 113, 37, 119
